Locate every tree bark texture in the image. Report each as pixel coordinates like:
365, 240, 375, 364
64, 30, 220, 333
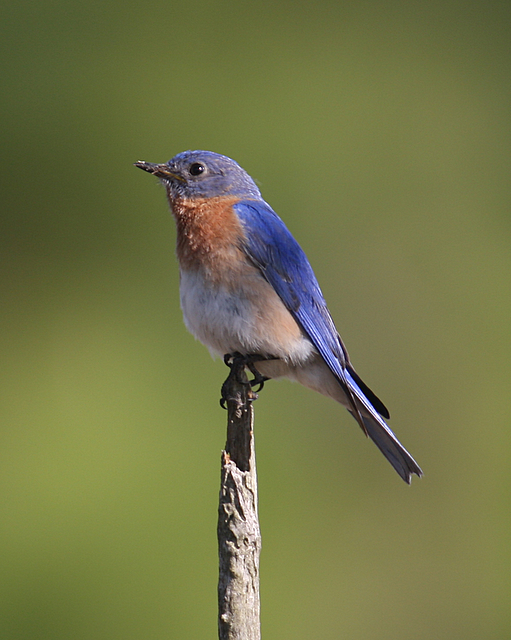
218, 366, 261, 640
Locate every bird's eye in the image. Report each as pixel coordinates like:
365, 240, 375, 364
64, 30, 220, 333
189, 162, 206, 176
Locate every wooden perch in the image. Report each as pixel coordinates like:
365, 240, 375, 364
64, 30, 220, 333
218, 361, 262, 640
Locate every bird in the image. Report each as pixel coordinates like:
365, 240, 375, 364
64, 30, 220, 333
134, 150, 422, 483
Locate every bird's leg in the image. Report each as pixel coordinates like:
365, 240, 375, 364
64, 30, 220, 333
245, 361, 270, 393
220, 353, 276, 408
222, 352, 248, 384
220, 353, 249, 409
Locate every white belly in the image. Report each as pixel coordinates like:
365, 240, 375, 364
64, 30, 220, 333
179, 267, 314, 363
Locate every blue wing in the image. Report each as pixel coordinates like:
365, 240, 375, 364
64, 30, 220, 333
233, 199, 383, 412
234, 199, 422, 483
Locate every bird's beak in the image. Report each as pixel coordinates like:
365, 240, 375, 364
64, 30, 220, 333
134, 161, 185, 181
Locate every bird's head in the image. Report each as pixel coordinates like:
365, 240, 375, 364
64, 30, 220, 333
135, 150, 261, 202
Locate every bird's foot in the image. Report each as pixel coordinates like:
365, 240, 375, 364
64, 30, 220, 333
220, 352, 274, 408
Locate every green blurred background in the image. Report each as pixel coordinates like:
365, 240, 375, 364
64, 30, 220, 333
1, 1, 510, 638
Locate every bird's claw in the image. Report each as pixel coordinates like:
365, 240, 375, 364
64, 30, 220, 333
246, 361, 269, 392
220, 352, 274, 407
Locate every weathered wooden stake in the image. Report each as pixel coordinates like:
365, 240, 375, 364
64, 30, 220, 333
218, 362, 261, 640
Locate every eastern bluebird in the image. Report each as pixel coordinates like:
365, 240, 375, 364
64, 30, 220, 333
135, 151, 422, 483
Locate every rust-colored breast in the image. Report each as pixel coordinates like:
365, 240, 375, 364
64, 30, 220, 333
169, 195, 246, 278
